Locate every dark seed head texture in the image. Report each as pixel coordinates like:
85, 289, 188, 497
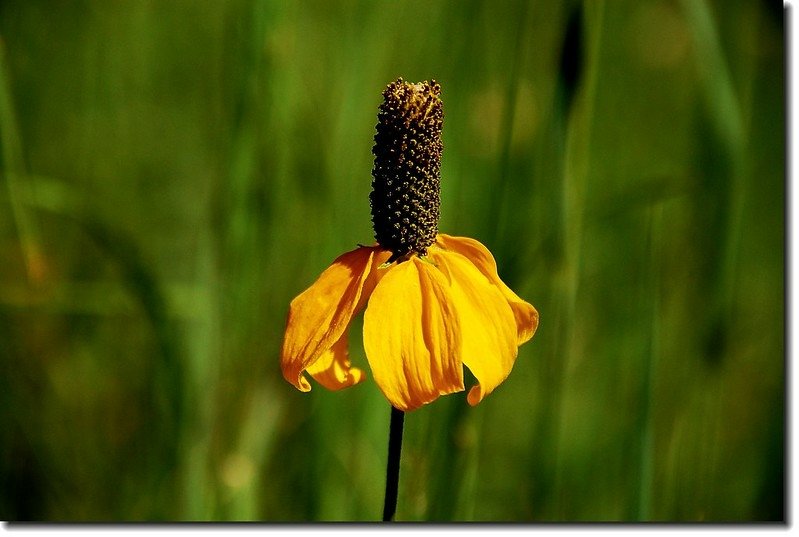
370, 78, 443, 259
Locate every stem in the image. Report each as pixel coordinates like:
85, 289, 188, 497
382, 406, 405, 521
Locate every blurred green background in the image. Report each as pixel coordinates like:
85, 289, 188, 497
0, 0, 784, 522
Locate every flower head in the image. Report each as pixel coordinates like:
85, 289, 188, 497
280, 78, 538, 411
370, 79, 442, 260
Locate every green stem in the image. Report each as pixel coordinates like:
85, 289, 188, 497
382, 406, 405, 521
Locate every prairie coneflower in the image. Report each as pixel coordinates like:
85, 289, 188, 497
280, 78, 538, 521
280, 78, 539, 413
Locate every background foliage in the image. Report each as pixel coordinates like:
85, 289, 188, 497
0, 0, 784, 522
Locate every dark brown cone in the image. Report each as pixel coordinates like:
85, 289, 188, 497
370, 78, 443, 260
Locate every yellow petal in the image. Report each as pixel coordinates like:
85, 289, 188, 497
436, 234, 539, 344
363, 257, 464, 411
429, 248, 518, 406
366, 247, 394, 291
280, 246, 375, 392
306, 332, 365, 390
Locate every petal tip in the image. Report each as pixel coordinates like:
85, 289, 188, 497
343, 367, 366, 388
517, 304, 540, 344
297, 373, 312, 392
467, 385, 484, 406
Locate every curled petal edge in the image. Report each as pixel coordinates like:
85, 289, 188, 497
436, 234, 539, 345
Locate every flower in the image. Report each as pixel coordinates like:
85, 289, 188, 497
280, 79, 538, 412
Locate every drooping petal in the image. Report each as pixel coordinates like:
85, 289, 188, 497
280, 246, 375, 392
366, 247, 394, 291
305, 332, 365, 391
363, 257, 464, 411
429, 248, 518, 406
436, 234, 539, 344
